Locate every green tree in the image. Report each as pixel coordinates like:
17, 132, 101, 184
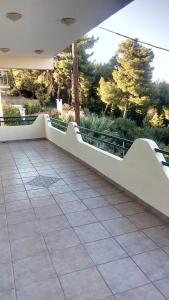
113, 39, 154, 118
98, 77, 122, 113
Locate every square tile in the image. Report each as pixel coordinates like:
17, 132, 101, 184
11, 236, 46, 261
5, 200, 32, 213
92, 206, 121, 221
9, 221, 40, 241
115, 202, 145, 216
154, 277, 169, 299
133, 249, 169, 281
49, 185, 71, 195
3, 184, 25, 195
0, 226, 9, 241
103, 217, 137, 236
98, 257, 149, 294
13, 253, 55, 288
51, 245, 94, 275
143, 226, 169, 247
53, 192, 79, 203
69, 182, 90, 191
83, 196, 110, 209
66, 210, 97, 227
163, 245, 169, 255
0, 203, 6, 214
30, 196, 56, 207
0, 214, 7, 228
60, 267, 112, 300
38, 215, 70, 234
0, 289, 16, 300
128, 212, 164, 229
4, 192, 28, 202
59, 201, 87, 214
75, 189, 100, 200
7, 209, 36, 225
27, 189, 51, 199
16, 277, 65, 300
34, 204, 62, 219
115, 283, 165, 300
45, 228, 80, 251
74, 223, 110, 243
105, 192, 132, 205
115, 231, 158, 256
0, 262, 14, 292
85, 238, 127, 264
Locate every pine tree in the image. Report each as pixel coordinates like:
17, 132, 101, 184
113, 39, 154, 118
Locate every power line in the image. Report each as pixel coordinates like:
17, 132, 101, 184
98, 26, 169, 53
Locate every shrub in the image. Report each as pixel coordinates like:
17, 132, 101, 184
24, 102, 41, 115
2, 103, 20, 125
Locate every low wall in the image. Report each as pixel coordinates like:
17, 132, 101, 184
45, 115, 169, 218
0, 114, 45, 141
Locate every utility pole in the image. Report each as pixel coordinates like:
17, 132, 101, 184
72, 42, 80, 125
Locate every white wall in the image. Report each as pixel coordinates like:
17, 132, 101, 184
0, 114, 45, 141
45, 115, 169, 218
0, 56, 54, 70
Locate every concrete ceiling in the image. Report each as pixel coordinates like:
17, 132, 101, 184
0, 0, 132, 69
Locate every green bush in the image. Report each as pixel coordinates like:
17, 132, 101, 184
24, 102, 41, 115
3, 103, 20, 125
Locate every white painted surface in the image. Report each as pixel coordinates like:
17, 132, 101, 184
0, 56, 54, 70
0, 0, 132, 59
45, 115, 169, 217
0, 114, 45, 141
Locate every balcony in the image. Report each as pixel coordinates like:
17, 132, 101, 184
0, 115, 169, 299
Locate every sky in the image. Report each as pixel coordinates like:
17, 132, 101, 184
87, 0, 169, 82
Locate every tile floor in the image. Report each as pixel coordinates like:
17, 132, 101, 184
0, 139, 168, 299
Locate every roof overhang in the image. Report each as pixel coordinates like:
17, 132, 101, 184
0, 0, 133, 69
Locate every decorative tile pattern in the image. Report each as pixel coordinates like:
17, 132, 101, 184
27, 175, 60, 188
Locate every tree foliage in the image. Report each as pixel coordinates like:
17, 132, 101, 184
113, 38, 154, 117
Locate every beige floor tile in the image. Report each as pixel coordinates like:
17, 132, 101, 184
38, 215, 70, 234
154, 277, 169, 299
98, 257, 149, 294
115, 202, 145, 216
34, 204, 62, 219
115, 283, 165, 300
92, 206, 121, 221
0, 262, 14, 292
13, 253, 55, 288
11, 236, 46, 261
9, 221, 40, 241
128, 212, 164, 229
51, 245, 94, 275
103, 217, 137, 236
115, 231, 158, 256
7, 209, 36, 225
143, 226, 169, 247
59, 200, 87, 214
60, 267, 112, 300
133, 249, 169, 281
66, 210, 97, 227
0, 289, 16, 300
74, 222, 110, 243
45, 228, 80, 251
16, 277, 65, 300
75, 188, 101, 200
5, 201, 32, 214
85, 238, 127, 264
